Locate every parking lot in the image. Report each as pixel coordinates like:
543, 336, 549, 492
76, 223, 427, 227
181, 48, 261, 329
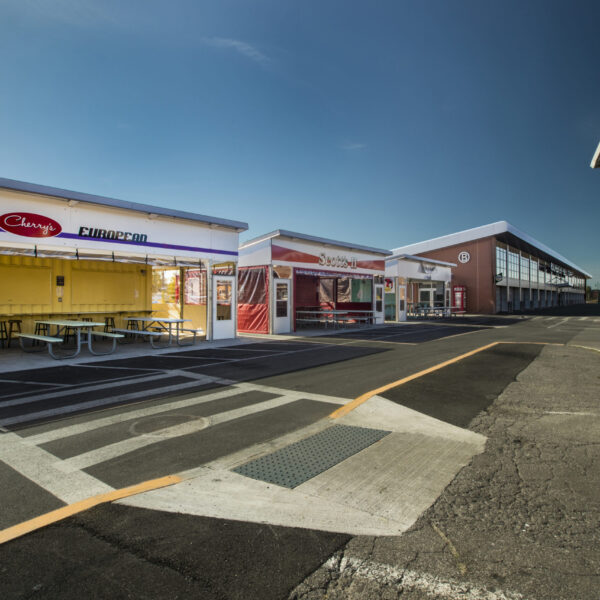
1, 312, 599, 599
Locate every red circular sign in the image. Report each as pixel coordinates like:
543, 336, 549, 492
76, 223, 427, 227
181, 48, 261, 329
0, 212, 62, 238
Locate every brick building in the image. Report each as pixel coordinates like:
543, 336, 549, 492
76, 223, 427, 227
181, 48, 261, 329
392, 221, 590, 314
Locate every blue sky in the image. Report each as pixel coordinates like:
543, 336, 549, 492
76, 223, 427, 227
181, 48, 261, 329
1, 0, 599, 282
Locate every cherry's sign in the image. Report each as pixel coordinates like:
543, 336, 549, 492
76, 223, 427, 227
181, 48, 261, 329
0, 212, 62, 238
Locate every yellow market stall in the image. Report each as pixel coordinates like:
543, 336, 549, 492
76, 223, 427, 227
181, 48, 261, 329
0, 178, 247, 345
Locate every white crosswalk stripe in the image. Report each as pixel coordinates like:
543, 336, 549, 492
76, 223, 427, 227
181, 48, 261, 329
56, 394, 303, 472
0, 383, 350, 506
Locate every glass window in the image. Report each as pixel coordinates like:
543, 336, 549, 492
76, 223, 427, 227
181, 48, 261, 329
375, 285, 383, 312
508, 250, 519, 279
385, 292, 396, 321
351, 279, 372, 302
276, 283, 288, 317
216, 280, 232, 321
496, 246, 506, 276
152, 268, 179, 304
238, 268, 266, 304
520, 257, 530, 281
336, 278, 351, 303
530, 260, 538, 284
184, 269, 207, 305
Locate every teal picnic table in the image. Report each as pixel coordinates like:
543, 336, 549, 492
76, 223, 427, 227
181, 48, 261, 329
17, 320, 122, 359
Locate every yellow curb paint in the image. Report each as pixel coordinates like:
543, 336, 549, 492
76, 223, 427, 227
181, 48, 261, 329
330, 342, 500, 419
0, 474, 182, 546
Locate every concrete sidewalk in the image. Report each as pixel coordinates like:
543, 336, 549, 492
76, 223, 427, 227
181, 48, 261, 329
120, 395, 485, 536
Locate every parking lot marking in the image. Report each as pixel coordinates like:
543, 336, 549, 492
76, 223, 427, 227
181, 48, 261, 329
0, 475, 181, 546
22, 383, 348, 447
0, 379, 224, 428
547, 318, 569, 328
0, 372, 181, 408
330, 342, 499, 419
431, 522, 467, 575
0, 432, 113, 503
307, 554, 524, 600
21, 385, 248, 445
56, 395, 305, 472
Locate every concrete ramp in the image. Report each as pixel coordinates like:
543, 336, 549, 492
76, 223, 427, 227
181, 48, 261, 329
120, 395, 486, 535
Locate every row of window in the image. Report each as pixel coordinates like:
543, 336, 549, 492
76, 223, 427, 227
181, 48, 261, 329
495, 246, 585, 289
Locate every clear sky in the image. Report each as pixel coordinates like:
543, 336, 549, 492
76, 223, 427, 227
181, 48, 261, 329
1, 0, 599, 283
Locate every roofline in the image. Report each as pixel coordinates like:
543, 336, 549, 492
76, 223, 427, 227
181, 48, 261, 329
240, 229, 392, 256
0, 177, 249, 232
591, 141, 600, 168
392, 221, 591, 278
387, 253, 456, 267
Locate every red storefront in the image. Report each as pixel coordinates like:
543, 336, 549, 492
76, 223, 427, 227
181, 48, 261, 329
237, 230, 391, 334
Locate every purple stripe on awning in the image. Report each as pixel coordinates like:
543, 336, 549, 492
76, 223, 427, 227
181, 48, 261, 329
55, 232, 238, 256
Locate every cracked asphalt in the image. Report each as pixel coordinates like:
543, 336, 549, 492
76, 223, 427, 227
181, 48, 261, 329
1, 309, 599, 600
290, 343, 600, 600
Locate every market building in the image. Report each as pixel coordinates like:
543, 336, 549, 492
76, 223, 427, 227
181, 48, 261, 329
0, 178, 248, 341
237, 230, 391, 334
384, 254, 455, 321
392, 221, 590, 314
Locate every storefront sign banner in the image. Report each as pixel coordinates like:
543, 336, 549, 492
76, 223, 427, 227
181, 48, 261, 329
78, 226, 147, 243
318, 253, 357, 270
295, 268, 372, 279
0, 212, 62, 238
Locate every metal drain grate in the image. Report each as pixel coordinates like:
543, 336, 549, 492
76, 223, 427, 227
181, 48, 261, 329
232, 424, 391, 488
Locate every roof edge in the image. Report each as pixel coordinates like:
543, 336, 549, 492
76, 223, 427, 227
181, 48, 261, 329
0, 177, 249, 232
240, 229, 392, 256
388, 253, 456, 267
393, 221, 591, 278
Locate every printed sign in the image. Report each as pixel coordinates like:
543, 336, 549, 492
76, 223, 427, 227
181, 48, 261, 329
0, 212, 62, 238
384, 278, 395, 293
318, 253, 357, 269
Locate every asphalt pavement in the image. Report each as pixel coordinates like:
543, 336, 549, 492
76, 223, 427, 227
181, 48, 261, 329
0, 310, 598, 599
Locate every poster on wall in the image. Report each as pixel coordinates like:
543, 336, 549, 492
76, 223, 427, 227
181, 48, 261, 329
384, 278, 395, 293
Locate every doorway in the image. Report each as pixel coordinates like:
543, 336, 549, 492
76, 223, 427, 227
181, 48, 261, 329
213, 275, 235, 339
152, 268, 181, 319
273, 278, 291, 334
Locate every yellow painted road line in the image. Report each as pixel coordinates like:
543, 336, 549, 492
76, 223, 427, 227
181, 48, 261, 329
569, 344, 600, 354
330, 342, 499, 419
0, 475, 181, 546
330, 341, 569, 419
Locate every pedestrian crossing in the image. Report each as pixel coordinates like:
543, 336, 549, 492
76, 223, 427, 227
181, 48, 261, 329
0, 382, 348, 526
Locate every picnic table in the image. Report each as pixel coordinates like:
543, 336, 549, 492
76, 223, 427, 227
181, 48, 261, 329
296, 309, 374, 328
119, 317, 198, 347
17, 320, 123, 359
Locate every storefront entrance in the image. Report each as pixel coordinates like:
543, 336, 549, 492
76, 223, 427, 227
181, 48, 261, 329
273, 278, 291, 334
398, 283, 407, 321
213, 275, 235, 339
152, 268, 181, 319
152, 267, 208, 334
